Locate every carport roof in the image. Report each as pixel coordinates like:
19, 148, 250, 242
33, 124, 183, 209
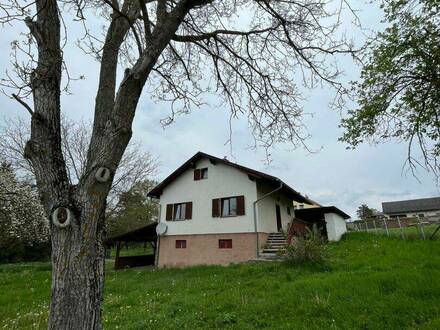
105, 223, 157, 245
295, 206, 351, 222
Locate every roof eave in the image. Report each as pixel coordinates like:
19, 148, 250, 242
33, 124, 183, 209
147, 151, 315, 205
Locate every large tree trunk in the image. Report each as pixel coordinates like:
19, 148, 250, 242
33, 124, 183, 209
23, 1, 193, 329
49, 205, 106, 329
23, 1, 111, 328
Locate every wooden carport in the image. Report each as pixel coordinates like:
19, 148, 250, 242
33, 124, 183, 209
105, 223, 158, 270
288, 206, 350, 242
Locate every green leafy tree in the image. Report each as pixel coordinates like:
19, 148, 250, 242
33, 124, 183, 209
0, 162, 49, 262
356, 204, 375, 220
341, 0, 440, 177
106, 180, 158, 237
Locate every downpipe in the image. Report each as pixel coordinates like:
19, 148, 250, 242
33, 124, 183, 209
253, 180, 283, 259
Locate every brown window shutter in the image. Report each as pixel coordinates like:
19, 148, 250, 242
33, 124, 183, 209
194, 169, 201, 181
185, 202, 192, 219
212, 198, 220, 217
237, 196, 245, 215
166, 204, 173, 220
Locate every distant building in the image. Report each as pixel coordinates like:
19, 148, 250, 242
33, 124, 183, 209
370, 210, 386, 219
382, 197, 440, 218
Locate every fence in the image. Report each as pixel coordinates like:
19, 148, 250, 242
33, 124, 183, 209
348, 215, 440, 240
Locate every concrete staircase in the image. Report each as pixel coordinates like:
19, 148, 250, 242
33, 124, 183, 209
259, 232, 287, 260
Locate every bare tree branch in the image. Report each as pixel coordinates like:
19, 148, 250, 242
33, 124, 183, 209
11, 93, 33, 115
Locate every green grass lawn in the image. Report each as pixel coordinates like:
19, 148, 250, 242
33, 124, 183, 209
1, 232, 439, 329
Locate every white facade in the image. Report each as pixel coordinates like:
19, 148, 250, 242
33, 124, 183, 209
159, 158, 256, 235
155, 154, 348, 243
324, 213, 347, 241
158, 158, 295, 236
256, 182, 293, 233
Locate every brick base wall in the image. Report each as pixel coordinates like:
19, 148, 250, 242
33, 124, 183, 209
157, 232, 269, 268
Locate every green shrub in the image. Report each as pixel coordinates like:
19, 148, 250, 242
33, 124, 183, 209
0, 238, 51, 263
283, 224, 327, 265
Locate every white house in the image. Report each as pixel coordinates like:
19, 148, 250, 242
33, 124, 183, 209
148, 152, 349, 268
382, 197, 440, 219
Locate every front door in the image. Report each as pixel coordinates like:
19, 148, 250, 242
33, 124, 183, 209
276, 204, 282, 232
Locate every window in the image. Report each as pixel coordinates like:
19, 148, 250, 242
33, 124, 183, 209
175, 240, 187, 248
212, 196, 245, 217
222, 197, 237, 217
390, 214, 407, 219
174, 203, 186, 220
219, 239, 232, 249
287, 206, 291, 215
194, 168, 208, 180
166, 202, 192, 221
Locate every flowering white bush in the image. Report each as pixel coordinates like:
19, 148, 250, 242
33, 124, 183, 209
0, 163, 49, 261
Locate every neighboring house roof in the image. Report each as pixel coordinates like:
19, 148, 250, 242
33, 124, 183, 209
147, 151, 317, 205
382, 197, 440, 214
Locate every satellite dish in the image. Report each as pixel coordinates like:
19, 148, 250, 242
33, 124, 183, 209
156, 223, 167, 236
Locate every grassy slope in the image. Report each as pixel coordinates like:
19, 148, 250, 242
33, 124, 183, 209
1, 233, 439, 329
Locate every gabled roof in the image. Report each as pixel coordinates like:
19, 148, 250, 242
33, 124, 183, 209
382, 197, 440, 214
147, 151, 317, 205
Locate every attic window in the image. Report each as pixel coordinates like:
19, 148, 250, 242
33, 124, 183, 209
194, 168, 208, 180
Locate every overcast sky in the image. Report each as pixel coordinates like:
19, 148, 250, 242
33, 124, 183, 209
1, 2, 438, 218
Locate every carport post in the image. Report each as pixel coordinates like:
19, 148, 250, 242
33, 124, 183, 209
115, 241, 121, 270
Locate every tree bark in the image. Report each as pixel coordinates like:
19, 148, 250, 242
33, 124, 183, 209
48, 204, 106, 329
23, 1, 109, 329
23, 1, 195, 329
